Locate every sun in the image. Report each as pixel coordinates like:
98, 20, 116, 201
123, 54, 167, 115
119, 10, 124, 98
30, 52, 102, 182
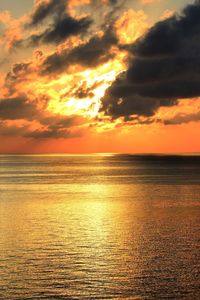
46, 54, 127, 118
15, 50, 127, 121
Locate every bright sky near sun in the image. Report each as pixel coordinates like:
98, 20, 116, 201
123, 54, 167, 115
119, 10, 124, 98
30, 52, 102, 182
0, 0, 200, 153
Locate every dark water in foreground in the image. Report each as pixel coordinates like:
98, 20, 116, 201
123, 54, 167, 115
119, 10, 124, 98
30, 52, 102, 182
0, 154, 200, 299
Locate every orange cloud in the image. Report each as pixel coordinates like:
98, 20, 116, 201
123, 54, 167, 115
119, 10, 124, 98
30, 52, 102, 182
0, 10, 12, 24
155, 98, 200, 125
141, 0, 160, 4
115, 9, 148, 44
0, 11, 28, 49
160, 9, 174, 20
68, 0, 91, 9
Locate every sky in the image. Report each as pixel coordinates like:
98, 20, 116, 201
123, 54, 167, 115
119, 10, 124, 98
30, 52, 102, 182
0, 0, 200, 153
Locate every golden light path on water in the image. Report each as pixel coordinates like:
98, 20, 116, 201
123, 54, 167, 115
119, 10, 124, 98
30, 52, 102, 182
0, 154, 200, 299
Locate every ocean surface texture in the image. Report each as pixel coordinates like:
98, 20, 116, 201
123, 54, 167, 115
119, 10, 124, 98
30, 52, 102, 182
0, 154, 200, 299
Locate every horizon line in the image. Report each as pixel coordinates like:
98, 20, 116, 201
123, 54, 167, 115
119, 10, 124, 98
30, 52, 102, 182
0, 152, 200, 156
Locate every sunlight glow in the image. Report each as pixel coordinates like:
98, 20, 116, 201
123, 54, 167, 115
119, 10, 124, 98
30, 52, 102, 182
46, 56, 127, 118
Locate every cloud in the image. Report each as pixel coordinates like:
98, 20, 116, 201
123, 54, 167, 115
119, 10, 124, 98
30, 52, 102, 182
101, 71, 176, 118
164, 111, 200, 125
0, 94, 86, 139
23, 113, 85, 139
2, 0, 200, 145
12, 0, 92, 47
140, 0, 160, 4
0, 11, 27, 49
71, 80, 102, 99
4, 63, 32, 94
24, 127, 81, 139
115, 9, 148, 44
0, 121, 30, 137
160, 9, 174, 21
0, 96, 39, 120
0, 11, 12, 25
41, 27, 118, 74
0, 119, 82, 139
28, 15, 92, 46
101, 0, 200, 119
28, 0, 66, 27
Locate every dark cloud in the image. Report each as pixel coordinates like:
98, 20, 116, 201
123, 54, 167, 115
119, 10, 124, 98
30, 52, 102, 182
101, 72, 176, 118
164, 111, 200, 125
60, 80, 103, 101
24, 111, 85, 138
28, 0, 66, 27
0, 119, 81, 139
109, 0, 119, 4
0, 95, 86, 139
0, 96, 39, 120
5, 63, 31, 94
28, 15, 92, 46
12, 0, 124, 50
75, 88, 94, 99
101, 0, 200, 118
40, 114, 85, 129
24, 128, 81, 139
15, 0, 92, 47
72, 81, 103, 99
41, 28, 118, 74
0, 122, 30, 137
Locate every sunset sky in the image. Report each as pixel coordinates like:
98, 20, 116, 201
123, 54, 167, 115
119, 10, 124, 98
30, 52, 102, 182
0, 0, 200, 153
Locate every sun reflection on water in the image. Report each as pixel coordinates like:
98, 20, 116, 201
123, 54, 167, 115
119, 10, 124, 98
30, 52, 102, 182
0, 155, 200, 299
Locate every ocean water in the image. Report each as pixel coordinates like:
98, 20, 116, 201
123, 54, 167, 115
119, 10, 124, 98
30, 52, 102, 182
0, 154, 200, 299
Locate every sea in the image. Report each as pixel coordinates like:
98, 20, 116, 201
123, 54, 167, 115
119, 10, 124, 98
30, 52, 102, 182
0, 154, 200, 299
